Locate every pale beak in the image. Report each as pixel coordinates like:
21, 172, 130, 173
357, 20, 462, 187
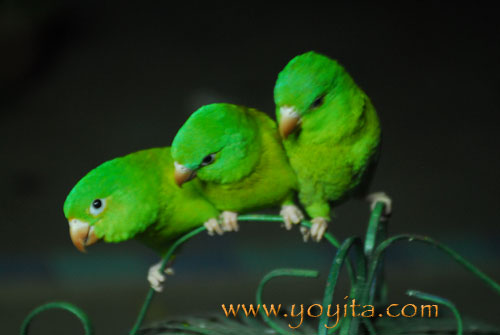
174, 161, 196, 187
279, 106, 301, 138
68, 219, 99, 253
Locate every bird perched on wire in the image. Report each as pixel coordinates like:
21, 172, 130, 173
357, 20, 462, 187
63, 147, 220, 292
171, 103, 304, 234
274, 51, 391, 242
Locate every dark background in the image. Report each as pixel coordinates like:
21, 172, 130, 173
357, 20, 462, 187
1, 2, 499, 334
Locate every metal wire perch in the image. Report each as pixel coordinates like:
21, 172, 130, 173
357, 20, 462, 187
21, 202, 500, 335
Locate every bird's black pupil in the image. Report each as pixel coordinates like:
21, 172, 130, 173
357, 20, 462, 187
312, 95, 324, 108
92, 199, 102, 208
203, 155, 213, 164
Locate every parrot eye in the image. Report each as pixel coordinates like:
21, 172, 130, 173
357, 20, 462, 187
90, 198, 106, 216
310, 94, 325, 109
201, 154, 216, 167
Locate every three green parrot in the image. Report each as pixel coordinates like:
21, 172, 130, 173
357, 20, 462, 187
64, 51, 389, 292
274, 51, 391, 241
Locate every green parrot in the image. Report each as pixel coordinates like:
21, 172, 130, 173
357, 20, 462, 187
63, 147, 220, 291
171, 103, 304, 234
274, 51, 391, 242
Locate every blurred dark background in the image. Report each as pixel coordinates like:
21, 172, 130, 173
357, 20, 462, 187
1, 2, 499, 334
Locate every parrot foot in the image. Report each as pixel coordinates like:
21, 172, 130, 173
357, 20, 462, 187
280, 204, 304, 230
148, 261, 174, 293
301, 217, 329, 242
204, 212, 239, 236
220, 211, 239, 232
204, 218, 224, 236
366, 192, 392, 221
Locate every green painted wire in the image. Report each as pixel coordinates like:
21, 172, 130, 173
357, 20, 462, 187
317, 238, 365, 335
255, 268, 319, 335
362, 234, 500, 309
129, 214, 350, 335
364, 202, 389, 307
407, 290, 463, 335
363, 202, 385, 257
129, 225, 206, 335
20, 301, 93, 335
240, 214, 344, 249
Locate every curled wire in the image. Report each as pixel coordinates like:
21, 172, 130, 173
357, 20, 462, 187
20, 301, 93, 335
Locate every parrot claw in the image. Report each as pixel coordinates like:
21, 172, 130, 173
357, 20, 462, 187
308, 217, 329, 242
204, 218, 223, 236
220, 211, 239, 232
204, 212, 239, 236
300, 217, 328, 242
280, 205, 304, 230
148, 262, 175, 292
366, 192, 392, 221
300, 226, 310, 242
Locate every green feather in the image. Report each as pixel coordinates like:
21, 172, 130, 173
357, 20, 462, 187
63, 147, 219, 255
274, 51, 381, 219
171, 103, 297, 213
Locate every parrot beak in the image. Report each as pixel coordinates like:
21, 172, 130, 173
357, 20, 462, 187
279, 106, 301, 138
174, 162, 196, 187
69, 219, 99, 253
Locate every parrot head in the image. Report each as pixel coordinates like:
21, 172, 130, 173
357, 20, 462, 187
63, 151, 161, 252
171, 103, 260, 186
274, 51, 356, 138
